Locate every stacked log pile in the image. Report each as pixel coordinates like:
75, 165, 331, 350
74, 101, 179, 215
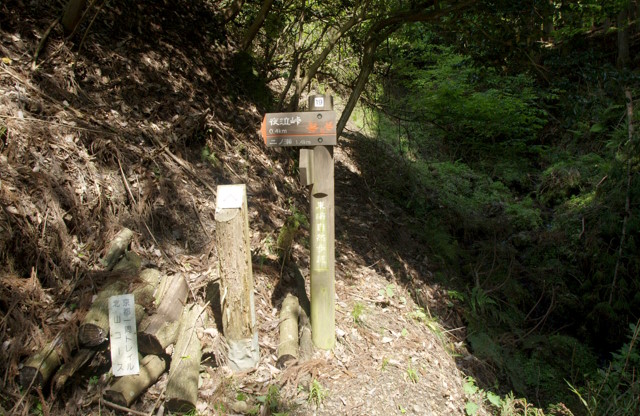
19, 219, 316, 413
18, 228, 207, 414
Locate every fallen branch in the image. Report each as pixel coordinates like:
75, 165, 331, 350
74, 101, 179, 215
32, 17, 61, 70
100, 228, 134, 270
101, 398, 149, 416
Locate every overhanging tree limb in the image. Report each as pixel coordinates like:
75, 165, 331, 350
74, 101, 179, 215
290, 6, 368, 108
337, 0, 477, 137
242, 0, 276, 51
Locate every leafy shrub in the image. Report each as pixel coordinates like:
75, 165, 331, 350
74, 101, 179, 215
573, 321, 640, 416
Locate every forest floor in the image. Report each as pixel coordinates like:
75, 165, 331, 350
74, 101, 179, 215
0, 1, 494, 415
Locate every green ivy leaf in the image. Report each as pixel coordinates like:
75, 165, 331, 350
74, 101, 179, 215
486, 391, 502, 407
463, 378, 478, 395
465, 401, 479, 416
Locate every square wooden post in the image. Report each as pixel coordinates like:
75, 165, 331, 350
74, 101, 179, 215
307, 94, 335, 350
215, 184, 259, 371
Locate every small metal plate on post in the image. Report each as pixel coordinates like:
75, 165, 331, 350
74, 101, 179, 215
261, 111, 337, 147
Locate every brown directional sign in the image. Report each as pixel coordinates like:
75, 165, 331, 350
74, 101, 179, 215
261, 111, 337, 147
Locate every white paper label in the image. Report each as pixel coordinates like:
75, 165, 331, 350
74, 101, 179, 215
108, 294, 139, 376
314, 97, 325, 108
216, 184, 245, 210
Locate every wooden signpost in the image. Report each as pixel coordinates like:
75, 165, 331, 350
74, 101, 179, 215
261, 94, 336, 350
215, 184, 260, 370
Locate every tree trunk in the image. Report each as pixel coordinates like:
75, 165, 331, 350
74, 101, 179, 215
241, 0, 275, 51
103, 354, 167, 407
543, 0, 554, 40
277, 53, 300, 111
610, 89, 634, 304
335, 0, 475, 137
617, 4, 630, 69
337, 37, 381, 138
165, 303, 205, 413
277, 294, 299, 368
138, 274, 189, 355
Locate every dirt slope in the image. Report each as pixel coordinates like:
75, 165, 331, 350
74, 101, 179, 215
0, 1, 488, 415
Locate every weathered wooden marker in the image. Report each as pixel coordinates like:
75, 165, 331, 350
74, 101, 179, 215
262, 94, 336, 349
215, 184, 260, 370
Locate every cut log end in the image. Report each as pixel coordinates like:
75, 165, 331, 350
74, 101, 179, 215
78, 324, 108, 347
138, 334, 164, 356
19, 368, 43, 389
166, 398, 195, 414
276, 354, 296, 369
102, 390, 128, 407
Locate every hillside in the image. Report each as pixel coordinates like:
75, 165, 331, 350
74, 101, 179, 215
0, 2, 502, 415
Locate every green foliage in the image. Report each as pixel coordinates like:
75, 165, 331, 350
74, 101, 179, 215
381, 357, 389, 371
201, 145, 219, 167
394, 43, 547, 146
351, 301, 365, 325
256, 385, 283, 414
378, 284, 395, 300
463, 376, 579, 416
405, 363, 419, 383
573, 322, 640, 416
276, 202, 308, 260
306, 379, 327, 407
538, 153, 607, 207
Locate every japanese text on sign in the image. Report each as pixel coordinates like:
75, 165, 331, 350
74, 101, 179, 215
261, 111, 337, 147
109, 294, 140, 376
312, 200, 329, 272
269, 116, 302, 126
